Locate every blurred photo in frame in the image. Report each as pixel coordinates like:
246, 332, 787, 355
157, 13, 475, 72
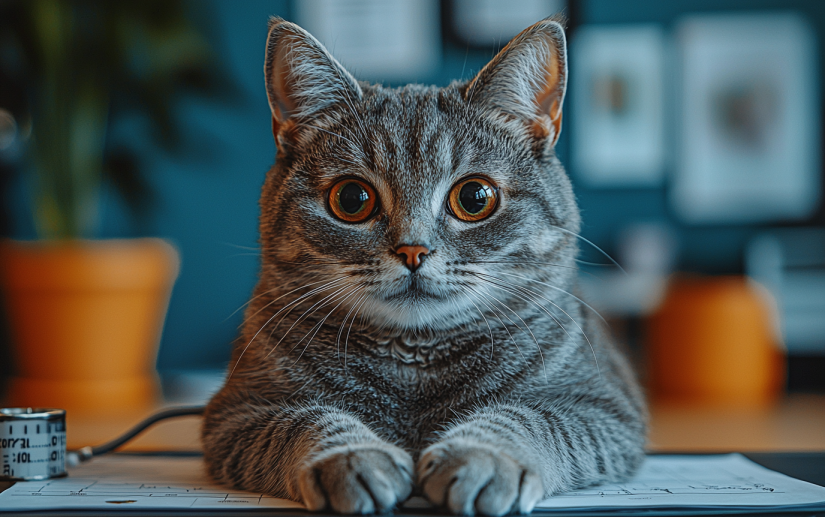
672, 14, 820, 224
295, 0, 440, 82
571, 25, 666, 187
449, 0, 565, 48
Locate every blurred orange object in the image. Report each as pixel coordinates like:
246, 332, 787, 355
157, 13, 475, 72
0, 239, 179, 416
647, 275, 784, 408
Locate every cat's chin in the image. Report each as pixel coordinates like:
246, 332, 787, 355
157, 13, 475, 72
358, 293, 475, 332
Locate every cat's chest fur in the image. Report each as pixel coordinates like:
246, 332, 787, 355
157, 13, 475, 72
372, 332, 443, 368
244, 308, 570, 450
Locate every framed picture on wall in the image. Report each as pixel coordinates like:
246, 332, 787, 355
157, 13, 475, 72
449, 0, 566, 48
671, 14, 820, 224
571, 25, 666, 187
295, 0, 440, 82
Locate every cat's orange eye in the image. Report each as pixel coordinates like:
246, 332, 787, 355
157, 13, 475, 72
328, 178, 378, 223
448, 177, 499, 222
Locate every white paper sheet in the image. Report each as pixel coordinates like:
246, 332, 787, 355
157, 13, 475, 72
537, 454, 825, 510
0, 455, 302, 511
0, 454, 823, 512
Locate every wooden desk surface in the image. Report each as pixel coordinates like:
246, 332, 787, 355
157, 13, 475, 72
647, 394, 825, 452
64, 393, 825, 454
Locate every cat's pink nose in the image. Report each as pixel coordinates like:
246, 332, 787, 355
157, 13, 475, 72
395, 245, 430, 272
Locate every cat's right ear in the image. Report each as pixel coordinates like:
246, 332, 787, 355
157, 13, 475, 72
264, 17, 362, 145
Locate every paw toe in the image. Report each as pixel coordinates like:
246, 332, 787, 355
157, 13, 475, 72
417, 441, 545, 516
298, 466, 327, 511
474, 467, 520, 516
446, 464, 495, 515
300, 445, 413, 514
355, 469, 397, 513
516, 471, 544, 514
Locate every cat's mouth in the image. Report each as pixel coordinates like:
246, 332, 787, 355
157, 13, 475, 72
380, 274, 445, 302
364, 274, 475, 330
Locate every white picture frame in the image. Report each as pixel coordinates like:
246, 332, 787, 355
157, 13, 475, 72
295, 0, 440, 83
571, 25, 666, 187
672, 14, 820, 224
450, 0, 566, 47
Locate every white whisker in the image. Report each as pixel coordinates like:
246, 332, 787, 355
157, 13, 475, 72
291, 284, 365, 366
476, 273, 602, 379
344, 293, 371, 371
473, 284, 532, 363
266, 283, 354, 359
496, 271, 607, 326
468, 282, 546, 380
227, 276, 347, 379
465, 284, 527, 364
549, 225, 626, 275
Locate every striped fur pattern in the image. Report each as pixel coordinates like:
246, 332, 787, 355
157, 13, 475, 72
203, 16, 647, 516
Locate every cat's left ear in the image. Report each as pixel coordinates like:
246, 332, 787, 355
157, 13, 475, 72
465, 18, 567, 146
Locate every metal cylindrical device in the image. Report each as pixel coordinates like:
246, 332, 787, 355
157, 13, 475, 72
0, 408, 66, 481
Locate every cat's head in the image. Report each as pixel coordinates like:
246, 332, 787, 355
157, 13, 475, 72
257, 17, 579, 333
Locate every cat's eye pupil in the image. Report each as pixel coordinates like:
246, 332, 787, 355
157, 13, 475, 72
339, 182, 369, 214
459, 181, 492, 214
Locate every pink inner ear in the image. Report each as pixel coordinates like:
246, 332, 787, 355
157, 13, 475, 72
532, 44, 564, 145
534, 47, 563, 122
269, 34, 301, 123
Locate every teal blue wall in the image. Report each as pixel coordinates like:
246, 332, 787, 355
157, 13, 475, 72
570, 0, 825, 274
93, 0, 825, 371
4, 0, 824, 372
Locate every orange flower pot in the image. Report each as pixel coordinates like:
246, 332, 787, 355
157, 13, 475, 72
646, 275, 785, 408
0, 239, 179, 416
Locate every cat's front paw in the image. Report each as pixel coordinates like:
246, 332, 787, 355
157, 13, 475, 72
298, 443, 414, 514
417, 440, 544, 516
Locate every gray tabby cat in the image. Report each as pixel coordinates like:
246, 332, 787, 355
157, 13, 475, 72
202, 16, 646, 516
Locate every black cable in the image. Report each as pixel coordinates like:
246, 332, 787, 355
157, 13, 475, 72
69, 406, 205, 464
